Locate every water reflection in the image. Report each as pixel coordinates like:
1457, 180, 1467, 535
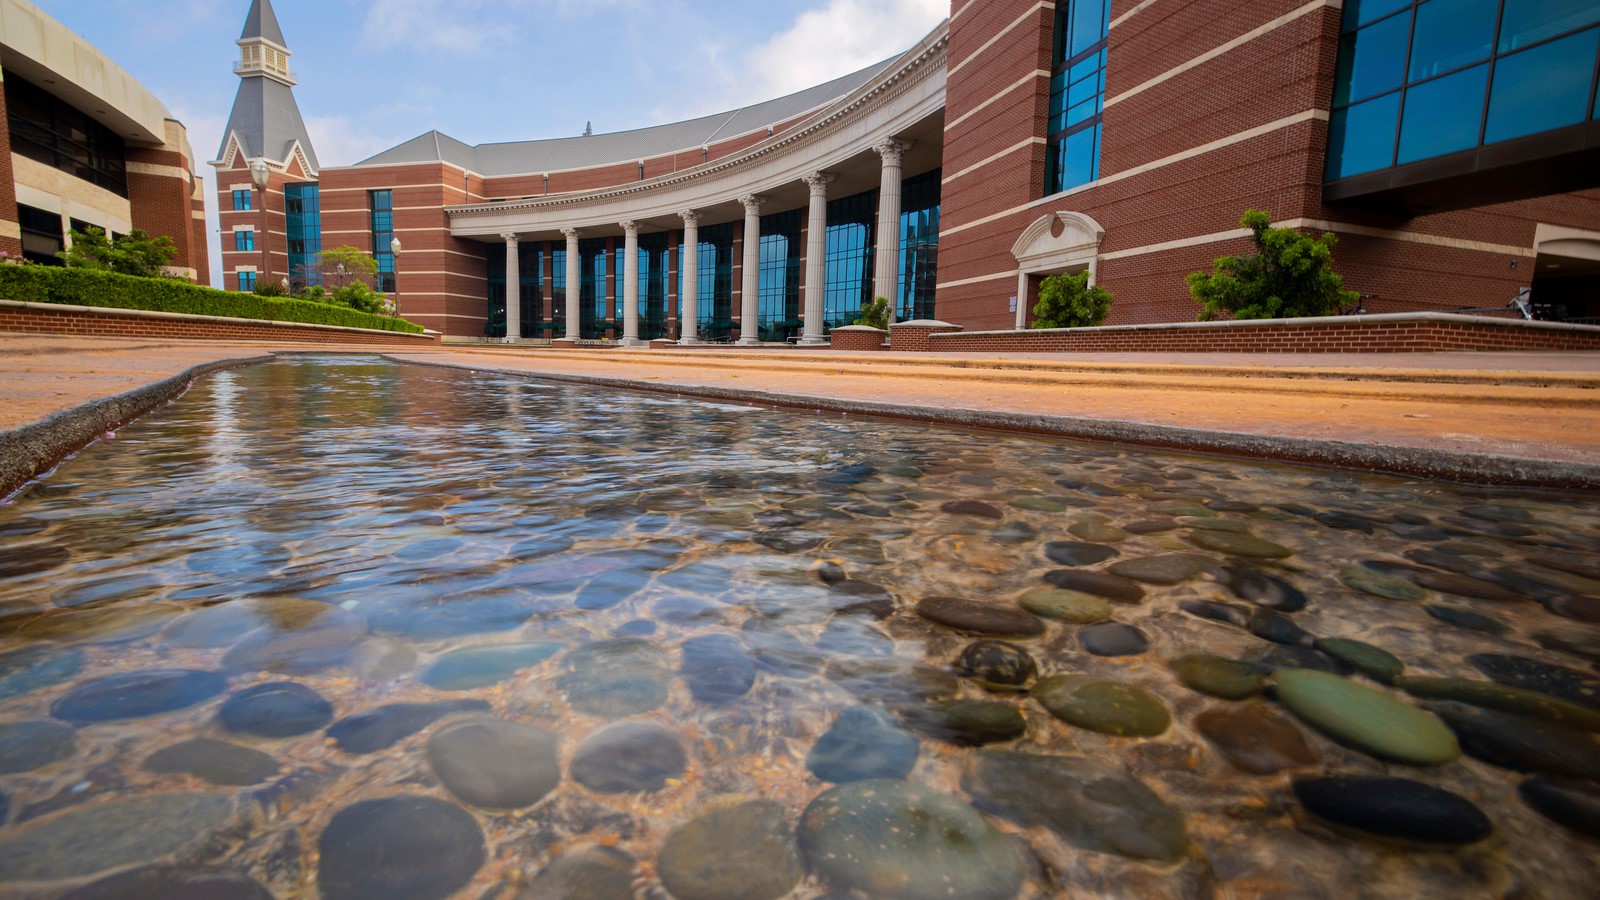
0, 355, 1596, 898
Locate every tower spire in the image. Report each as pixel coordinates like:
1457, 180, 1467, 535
236, 0, 294, 86
214, 0, 318, 173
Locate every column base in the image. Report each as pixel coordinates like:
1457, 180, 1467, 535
501, 336, 520, 345
796, 335, 828, 346
618, 337, 647, 348
735, 337, 762, 346
551, 338, 579, 349
677, 337, 701, 346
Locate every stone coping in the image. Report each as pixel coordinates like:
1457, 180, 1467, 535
953, 311, 1600, 338
0, 299, 438, 339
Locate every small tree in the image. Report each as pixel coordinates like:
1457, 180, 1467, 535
252, 279, 289, 297
331, 281, 387, 315
1188, 210, 1358, 321
1031, 271, 1112, 329
853, 296, 891, 330
59, 226, 175, 278
318, 245, 380, 290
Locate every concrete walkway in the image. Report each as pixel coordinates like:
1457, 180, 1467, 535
3, 334, 1598, 492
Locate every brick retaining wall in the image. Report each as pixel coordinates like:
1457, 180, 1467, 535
926, 314, 1600, 354
830, 326, 888, 351
0, 301, 440, 346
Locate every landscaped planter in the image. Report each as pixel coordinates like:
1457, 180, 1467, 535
829, 325, 888, 351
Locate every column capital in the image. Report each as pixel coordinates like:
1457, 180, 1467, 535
620, 220, 640, 237
500, 232, 519, 244
802, 172, 838, 195
872, 139, 912, 165
678, 210, 700, 226
739, 194, 766, 216
560, 227, 582, 241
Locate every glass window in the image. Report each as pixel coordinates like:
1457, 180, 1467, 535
1047, 124, 1101, 195
1045, 3, 1109, 198
285, 184, 321, 293
369, 190, 395, 294
1326, 93, 1402, 178
824, 190, 877, 330
238, 272, 257, 292
17, 204, 63, 266
1498, 0, 1600, 52
550, 247, 567, 335
234, 230, 255, 252
639, 233, 670, 340
757, 210, 802, 341
898, 169, 941, 323
1398, 63, 1489, 162
1069, 0, 1109, 58
4, 75, 127, 197
1334, 12, 1412, 104
1485, 27, 1600, 143
233, 190, 252, 211
1409, 0, 1497, 79
1344, 0, 1413, 29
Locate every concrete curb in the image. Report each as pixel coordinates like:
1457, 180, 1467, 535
390, 355, 1600, 491
0, 353, 274, 500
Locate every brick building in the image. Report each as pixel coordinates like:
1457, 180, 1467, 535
0, 0, 209, 282
215, 0, 1600, 341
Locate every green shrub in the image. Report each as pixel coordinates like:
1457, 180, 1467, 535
1031, 271, 1112, 329
252, 279, 290, 297
59, 227, 176, 279
1188, 210, 1359, 321
0, 265, 424, 334
331, 281, 387, 315
853, 296, 892, 330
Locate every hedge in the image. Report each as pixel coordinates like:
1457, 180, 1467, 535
0, 265, 427, 334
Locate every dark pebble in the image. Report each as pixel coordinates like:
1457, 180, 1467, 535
317, 795, 485, 900
218, 681, 334, 738
1249, 608, 1312, 646
51, 670, 227, 724
940, 500, 1004, 520
1079, 622, 1151, 657
524, 845, 636, 900
612, 620, 657, 638
142, 738, 281, 786
806, 706, 919, 783
1293, 776, 1491, 844
570, 721, 687, 793
1042, 570, 1145, 603
1221, 566, 1308, 612
915, 596, 1044, 637
900, 700, 1027, 746
679, 634, 757, 704
1179, 599, 1251, 627
61, 866, 273, 900
955, 640, 1037, 690
1043, 541, 1118, 567
1519, 776, 1600, 838
1432, 702, 1600, 779
1425, 604, 1509, 635
1470, 654, 1600, 710
326, 699, 490, 754
0, 720, 75, 774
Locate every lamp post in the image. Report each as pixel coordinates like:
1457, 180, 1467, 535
247, 159, 271, 288
390, 236, 403, 318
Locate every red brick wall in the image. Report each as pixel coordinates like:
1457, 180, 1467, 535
0, 80, 20, 259
0, 304, 440, 345
127, 147, 203, 277
830, 328, 888, 351
215, 155, 294, 290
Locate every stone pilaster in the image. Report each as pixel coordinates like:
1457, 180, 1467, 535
800, 172, 836, 346
737, 195, 764, 345
873, 139, 911, 319
620, 220, 643, 347
562, 227, 582, 341
501, 232, 520, 342
679, 210, 700, 344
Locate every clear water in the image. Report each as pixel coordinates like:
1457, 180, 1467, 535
0, 356, 1596, 898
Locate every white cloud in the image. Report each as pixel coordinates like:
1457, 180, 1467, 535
302, 116, 410, 168
726, 0, 945, 108
361, 0, 641, 54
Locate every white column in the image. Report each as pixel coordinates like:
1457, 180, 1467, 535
800, 172, 835, 345
1015, 270, 1029, 330
562, 227, 581, 341
620, 220, 643, 346
679, 210, 700, 344
873, 139, 911, 322
501, 232, 520, 343
737, 194, 764, 345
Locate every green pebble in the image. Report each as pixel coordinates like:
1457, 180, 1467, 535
1396, 676, 1600, 732
1340, 566, 1427, 601
1272, 668, 1459, 766
1313, 638, 1404, 685
1169, 654, 1267, 700
1033, 675, 1171, 737
1017, 588, 1111, 624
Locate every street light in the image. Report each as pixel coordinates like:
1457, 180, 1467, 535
247, 160, 271, 287
390, 236, 403, 318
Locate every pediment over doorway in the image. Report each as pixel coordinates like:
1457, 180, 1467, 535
1012, 212, 1105, 273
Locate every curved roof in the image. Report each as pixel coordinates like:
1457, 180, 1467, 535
353, 57, 900, 176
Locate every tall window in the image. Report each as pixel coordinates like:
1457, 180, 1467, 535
235, 230, 255, 252
757, 210, 802, 341
679, 223, 735, 339
486, 242, 542, 338
824, 190, 877, 329
286, 184, 321, 292
579, 237, 609, 338
1328, 1, 1600, 180
232, 190, 253, 211
238, 271, 257, 292
639, 233, 671, 340
551, 246, 567, 335
369, 190, 395, 292
4, 76, 127, 196
1045, 0, 1110, 196
898, 170, 941, 322
17, 205, 63, 266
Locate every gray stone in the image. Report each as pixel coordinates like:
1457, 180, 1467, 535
218, 681, 334, 738
807, 706, 919, 783
1042, 541, 1118, 567
420, 642, 562, 691
570, 721, 687, 793
0, 793, 233, 883
1221, 566, 1308, 611
963, 750, 1188, 863
326, 699, 490, 754
900, 700, 1027, 746
658, 800, 804, 900
558, 639, 671, 718
142, 738, 281, 786
51, 669, 228, 724
522, 845, 635, 900
915, 596, 1044, 637
1248, 608, 1312, 646
219, 603, 368, 674
798, 780, 1024, 900
317, 794, 485, 900
0, 720, 75, 774
1042, 570, 1145, 603
0, 644, 84, 701
61, 866, 272, 900
427, 718, 561, 809
1107, 554, 1212, 585
1079, 622, 1150, 657
680, 634, 757, 704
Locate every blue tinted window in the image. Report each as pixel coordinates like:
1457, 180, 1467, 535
1335, 13, 1412, 104
1070, 0, 1110, 58
1499, 0, 1600, 52
1485, 27, 1600, 143
1050, 124, 1101, 193
234, 230, 254, 252
1409, 0, 1497, 79
237, 272, 256, 292
824, 190, 877, 329
1344, 0, 1412, 30
1399, 63, 1489, 162
1046, 3, 1109, 198
897, 169, 940, 323
1327, 93, 1402, 178
232, 189, 251, 211
757, 210, 802, 340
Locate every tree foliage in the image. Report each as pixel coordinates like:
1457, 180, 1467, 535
1031, 271, 1112, 329
315, 245, 380, 290
1187, 210, 1359, 321
252, 279, 289, 297
853, 296, 892, 330
59, 226, 176, 278
330, 281, 389, 315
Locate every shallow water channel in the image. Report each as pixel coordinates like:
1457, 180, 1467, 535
0, 355, 1597, 899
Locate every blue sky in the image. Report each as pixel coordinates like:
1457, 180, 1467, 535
36, 0, 946, 285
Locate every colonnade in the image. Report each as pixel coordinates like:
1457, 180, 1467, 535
496, 138, 913, 347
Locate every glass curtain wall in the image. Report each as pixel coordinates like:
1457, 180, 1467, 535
639, 233, 670, 340
824, 189, 878, 329
757, 210, 803, 341
369, 190, 395, 292
1044, 0, 1111, 196
898, 170, 941, 322
579, 238, 609, 339
1328, 0, 1600, 180
550, 245, 567, 336
486, 242, 542, 338
679, 223, 735, 340
285, 184, 321, 293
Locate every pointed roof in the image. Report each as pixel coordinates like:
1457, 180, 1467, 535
217, 76, 319, 171
240, 0, 287, 46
